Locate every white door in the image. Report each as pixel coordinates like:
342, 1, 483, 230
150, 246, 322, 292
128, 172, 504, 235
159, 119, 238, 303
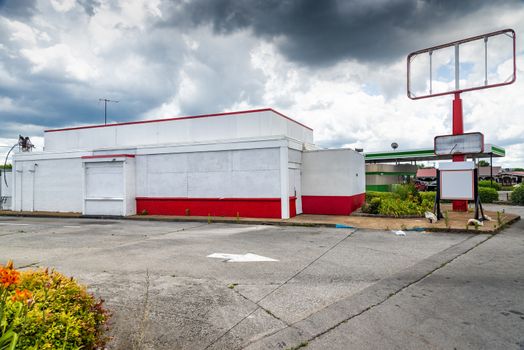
290, 168, 302, 214
84, 162, 124, 215
15, 170, 22, 211
21, 169, 34, 211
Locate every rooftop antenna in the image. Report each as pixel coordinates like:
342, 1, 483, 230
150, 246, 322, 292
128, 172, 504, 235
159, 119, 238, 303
99, 98, 119, 125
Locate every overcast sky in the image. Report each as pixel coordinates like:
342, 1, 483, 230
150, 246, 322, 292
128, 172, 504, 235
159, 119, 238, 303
1, 0, 523, 166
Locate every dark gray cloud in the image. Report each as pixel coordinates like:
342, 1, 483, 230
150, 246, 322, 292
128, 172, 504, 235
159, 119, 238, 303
160, 0, 519, 66
76, 0, 101, 16
1, 0, 522, 169
0, 0, 37, 19
0, 4, 265, 137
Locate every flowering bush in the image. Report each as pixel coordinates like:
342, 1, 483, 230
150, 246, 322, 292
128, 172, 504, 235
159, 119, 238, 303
0, 261, 109, 349
1, 261, 31, 350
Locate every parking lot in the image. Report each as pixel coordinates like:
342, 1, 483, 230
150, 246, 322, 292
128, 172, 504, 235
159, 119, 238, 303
0, 211, 523, 349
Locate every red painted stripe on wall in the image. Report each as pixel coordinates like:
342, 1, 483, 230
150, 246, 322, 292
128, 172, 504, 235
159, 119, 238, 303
302, 193, 365, 215
136, 197, 297, 219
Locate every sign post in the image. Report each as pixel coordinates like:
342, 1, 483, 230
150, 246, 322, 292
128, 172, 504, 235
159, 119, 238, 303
435, 161, 485, 221
407, 29, 516, 212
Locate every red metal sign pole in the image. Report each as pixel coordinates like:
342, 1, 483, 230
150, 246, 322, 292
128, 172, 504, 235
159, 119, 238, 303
452, 92, 468, 211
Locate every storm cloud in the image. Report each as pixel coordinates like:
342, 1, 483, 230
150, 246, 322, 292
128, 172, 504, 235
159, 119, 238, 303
0, 0, 37, 19
1, 0, 523, 167
159, 0, 520, 66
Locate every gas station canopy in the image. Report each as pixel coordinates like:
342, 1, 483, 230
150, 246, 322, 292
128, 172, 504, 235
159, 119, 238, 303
365, 144, 505, 163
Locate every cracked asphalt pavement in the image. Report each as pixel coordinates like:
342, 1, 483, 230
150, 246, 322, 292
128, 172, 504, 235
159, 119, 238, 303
0, 204, 522, 349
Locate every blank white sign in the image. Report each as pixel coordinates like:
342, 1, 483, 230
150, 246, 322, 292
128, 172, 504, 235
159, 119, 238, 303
440, 170, 474, 200
435, 133, 483, 155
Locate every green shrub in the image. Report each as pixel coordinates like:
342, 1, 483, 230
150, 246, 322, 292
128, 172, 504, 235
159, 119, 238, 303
501, 185, 515, 191
420, 197, 435, 212
392, 183, 420, 201
362, 197, 381, 214
378, 197, 425, 217
511, 185, 524, 205
479, 187, 498, 203
420, 191, 436, 202
2, 265, 110, 350
365, 191, 396, 202
364, 188, 434, 217
478, 180, 501, 191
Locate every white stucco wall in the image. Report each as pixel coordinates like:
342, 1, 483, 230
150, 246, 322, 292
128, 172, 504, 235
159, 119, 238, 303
301, 149, 365, 196
13, 158, 83, 212
0, 170, 12, 210
135, 148, 281, 198
12, 132, 303, 217
45, 110, 313, 152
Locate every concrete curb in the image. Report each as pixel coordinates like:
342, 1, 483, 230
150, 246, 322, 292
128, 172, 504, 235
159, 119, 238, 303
0, 211, 520, 233
0, 211, 83, 219
125, 215, 341, 228
244, 234, 492, 350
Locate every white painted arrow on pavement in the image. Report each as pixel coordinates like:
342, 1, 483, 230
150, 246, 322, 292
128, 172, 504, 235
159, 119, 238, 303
207, 253, 278, 262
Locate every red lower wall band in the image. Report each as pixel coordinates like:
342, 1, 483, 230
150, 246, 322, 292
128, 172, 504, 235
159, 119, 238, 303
302, 193, 365, 215
136, 197, 296, 219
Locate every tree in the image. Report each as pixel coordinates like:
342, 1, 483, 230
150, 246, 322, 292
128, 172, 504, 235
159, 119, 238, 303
478, 160, 490, 167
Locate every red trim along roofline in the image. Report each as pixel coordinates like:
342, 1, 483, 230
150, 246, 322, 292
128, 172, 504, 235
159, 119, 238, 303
45, 108, 313, 133
81, 154, 135, 159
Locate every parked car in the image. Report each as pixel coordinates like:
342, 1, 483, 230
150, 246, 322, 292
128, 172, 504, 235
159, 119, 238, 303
414, 180, 437, 192
426, 180, 437, 191
414, 180, 427, 191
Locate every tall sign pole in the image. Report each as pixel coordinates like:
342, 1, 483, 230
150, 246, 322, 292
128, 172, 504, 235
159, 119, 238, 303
407, 29, 516, 213
452, 44, 467, 211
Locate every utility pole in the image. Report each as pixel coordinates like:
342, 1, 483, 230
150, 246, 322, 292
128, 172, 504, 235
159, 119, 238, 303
99, 98, 119, 125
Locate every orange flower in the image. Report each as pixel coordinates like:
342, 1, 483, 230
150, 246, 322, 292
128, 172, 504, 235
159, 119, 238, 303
0, 266, 20, 288
11, 289, 33, 303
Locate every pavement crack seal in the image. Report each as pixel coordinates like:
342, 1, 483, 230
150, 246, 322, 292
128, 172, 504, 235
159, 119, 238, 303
263, 233, 496, 349
203, 229, 358, 350
17, 262, 40, 269
110, 223, 209, 250
231, 286, 291, 326
151, 223, 209, 238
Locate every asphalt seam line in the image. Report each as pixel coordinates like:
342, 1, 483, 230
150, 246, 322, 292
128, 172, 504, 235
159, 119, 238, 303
204, 229, 358, 349
290, 233, 495, 348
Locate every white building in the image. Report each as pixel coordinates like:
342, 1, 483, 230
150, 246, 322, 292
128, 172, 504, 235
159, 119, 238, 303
10, 109, 365, 219
0, 169, 12, 210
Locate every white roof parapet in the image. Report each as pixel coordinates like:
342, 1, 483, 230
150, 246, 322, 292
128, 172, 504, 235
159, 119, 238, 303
44, 109, 313, 152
